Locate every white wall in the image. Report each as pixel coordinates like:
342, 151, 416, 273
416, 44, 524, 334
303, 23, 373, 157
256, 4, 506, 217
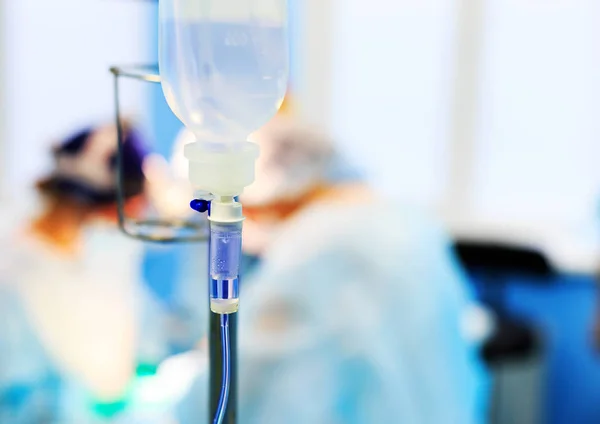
298, 0, 600, 271
0, 0, 5, 196
472, 0, 600, 226
302, 0, 600, 219
1, 0, 153, 198
293, 0, 334, 131
298, 0, 458, 206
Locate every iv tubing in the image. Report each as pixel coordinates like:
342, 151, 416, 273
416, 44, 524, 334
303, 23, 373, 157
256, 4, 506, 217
214, 313, 231, 424
203, 199, 243, 423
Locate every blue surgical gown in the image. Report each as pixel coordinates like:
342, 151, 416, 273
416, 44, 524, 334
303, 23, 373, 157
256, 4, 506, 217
0, 224, 170, 423
175, 201, 490, 424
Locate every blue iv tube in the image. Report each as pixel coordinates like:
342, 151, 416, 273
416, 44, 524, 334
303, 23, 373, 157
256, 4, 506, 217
214, 313, 231, 424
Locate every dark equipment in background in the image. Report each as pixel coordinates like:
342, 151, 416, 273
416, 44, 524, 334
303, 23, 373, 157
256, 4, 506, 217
454, 240, 554, 424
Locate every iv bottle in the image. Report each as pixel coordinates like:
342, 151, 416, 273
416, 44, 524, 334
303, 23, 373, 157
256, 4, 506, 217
159, 0, 288, 315
158, 0, 288, 145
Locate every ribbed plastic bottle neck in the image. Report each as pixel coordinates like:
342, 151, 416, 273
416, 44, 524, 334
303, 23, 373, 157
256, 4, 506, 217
184, 141, 259, 196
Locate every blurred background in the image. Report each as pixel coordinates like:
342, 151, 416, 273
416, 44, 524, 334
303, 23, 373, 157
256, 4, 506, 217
1, 0, 600, 423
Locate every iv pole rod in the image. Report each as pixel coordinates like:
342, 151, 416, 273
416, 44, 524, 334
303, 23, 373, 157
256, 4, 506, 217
209, 312, 237, 423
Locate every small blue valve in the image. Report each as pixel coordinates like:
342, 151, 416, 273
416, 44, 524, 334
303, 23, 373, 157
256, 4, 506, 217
190, 199, 211, 214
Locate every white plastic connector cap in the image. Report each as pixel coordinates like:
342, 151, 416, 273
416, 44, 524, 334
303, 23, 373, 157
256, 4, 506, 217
211, 298, 239, 315
184, 141, 259, 196
209, 200, 244, 223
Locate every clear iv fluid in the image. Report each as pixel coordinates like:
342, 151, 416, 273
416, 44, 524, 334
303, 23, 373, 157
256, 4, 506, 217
159, 0, 289, 195
159, 20, 288, 142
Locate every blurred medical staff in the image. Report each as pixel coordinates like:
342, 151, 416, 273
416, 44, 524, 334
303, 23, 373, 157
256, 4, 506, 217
169, 99, 489, 423
0, 123, 166, 423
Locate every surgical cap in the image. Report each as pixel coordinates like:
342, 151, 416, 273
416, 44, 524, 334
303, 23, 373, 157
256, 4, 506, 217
242, 116, 335, 206
37, 123, 146, 206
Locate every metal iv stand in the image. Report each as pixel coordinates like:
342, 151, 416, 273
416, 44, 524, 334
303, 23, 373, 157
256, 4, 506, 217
110, 64, 238, 423
209, 312, 238, 423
